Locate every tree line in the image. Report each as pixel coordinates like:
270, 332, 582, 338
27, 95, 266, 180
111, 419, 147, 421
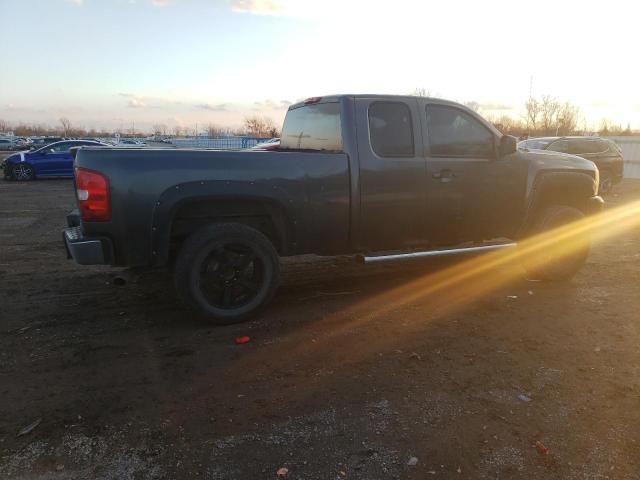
412, 88, 637, 137
493, 95, 635, 137
2, 101, 635, 139
0, 115, 280, 139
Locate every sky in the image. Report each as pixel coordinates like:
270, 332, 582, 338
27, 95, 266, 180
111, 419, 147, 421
1, 0, 639, 132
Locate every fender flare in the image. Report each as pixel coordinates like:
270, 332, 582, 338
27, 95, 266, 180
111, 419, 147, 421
519, 170, 597, 236
149, 180, 298, 266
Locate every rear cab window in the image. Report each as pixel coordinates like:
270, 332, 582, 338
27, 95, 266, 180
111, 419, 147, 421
280, 102, 342, 152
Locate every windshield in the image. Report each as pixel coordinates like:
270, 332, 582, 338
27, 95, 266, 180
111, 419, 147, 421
519, 139, 554, 150
33, 144, 56, 153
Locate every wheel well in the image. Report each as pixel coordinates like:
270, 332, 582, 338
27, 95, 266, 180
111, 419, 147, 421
523, 172, 596, 234
168, 199, 290, 259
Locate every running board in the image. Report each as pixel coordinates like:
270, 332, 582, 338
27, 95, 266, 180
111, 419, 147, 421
359, 243, 517, 264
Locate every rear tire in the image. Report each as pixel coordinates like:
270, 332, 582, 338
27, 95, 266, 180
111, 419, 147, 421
521, 206, 589, 282
174, 223, 280, 324
11, 163, 34, 181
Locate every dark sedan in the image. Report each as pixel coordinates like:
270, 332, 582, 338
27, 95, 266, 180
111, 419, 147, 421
2, 140, 108, 181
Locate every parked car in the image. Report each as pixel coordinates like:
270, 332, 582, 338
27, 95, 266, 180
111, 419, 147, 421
13, 137, 32, 148
248, 138, 280, 150
519, 136, 623, 194
64, 94, 603, 324
3, 140, 108, 180
116, 139, 146, 148
0, 138, 17, 151
28, 137, 66, 150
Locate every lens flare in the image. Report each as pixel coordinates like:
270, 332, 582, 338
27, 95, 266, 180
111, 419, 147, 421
227, 199, 640, 374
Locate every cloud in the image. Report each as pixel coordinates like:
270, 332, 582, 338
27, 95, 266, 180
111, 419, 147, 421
253, 99, 291, 110
119, 93, 147, 108
228, 0, 287, 16
127, 98, 147, 108
195, 103, 227, 112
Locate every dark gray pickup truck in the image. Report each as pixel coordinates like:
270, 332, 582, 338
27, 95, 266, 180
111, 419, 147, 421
64, 94, 603, 323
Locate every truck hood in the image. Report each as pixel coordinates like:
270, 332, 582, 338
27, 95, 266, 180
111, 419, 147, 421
519, 148, 597, 172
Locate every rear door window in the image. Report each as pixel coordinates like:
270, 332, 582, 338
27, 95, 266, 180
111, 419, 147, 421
368, 102, 415, 157
280, 102, 342, 152
426, 105, 494, 158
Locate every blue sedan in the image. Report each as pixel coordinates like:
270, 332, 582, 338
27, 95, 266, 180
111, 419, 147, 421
2, 140, 108, 180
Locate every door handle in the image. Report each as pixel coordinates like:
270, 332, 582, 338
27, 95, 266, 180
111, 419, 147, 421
432, 169, 456, 180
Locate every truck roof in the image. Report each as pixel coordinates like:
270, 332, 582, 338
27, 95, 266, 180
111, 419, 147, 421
288, 94, 463, 110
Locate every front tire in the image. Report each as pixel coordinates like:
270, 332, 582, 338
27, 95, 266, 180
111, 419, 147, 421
521, 206, 589, 282
12, 163, 34, 181
174, 223, 280, 324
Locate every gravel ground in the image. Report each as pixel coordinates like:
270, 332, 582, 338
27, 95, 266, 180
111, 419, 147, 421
1, 175, 639, 479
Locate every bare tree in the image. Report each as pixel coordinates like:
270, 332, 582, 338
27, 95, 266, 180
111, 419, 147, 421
412, 87, 430, 97
243, 116, 277, 137
205, 123, 224, 137
60, 117, 72, 137
152, 124, 166, 137
490, 114, 524, 134
524, 97, 540, 132
539, 95, 561, 135
556, 102, 580, 135
599, 118, 611, 135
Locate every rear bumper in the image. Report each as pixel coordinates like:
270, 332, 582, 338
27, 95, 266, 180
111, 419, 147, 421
63, 210, 113, 265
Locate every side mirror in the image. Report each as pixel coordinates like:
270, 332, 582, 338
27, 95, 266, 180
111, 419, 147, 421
499, 135, 517, 157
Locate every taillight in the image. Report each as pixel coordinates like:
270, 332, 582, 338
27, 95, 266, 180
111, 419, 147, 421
75, 168, 111, 222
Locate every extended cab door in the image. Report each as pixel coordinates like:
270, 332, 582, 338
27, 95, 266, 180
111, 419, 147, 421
355, 97, 428, 251
422, 101, 527, 245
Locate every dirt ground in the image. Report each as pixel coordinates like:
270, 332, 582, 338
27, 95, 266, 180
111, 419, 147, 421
1, 173, 640, 480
